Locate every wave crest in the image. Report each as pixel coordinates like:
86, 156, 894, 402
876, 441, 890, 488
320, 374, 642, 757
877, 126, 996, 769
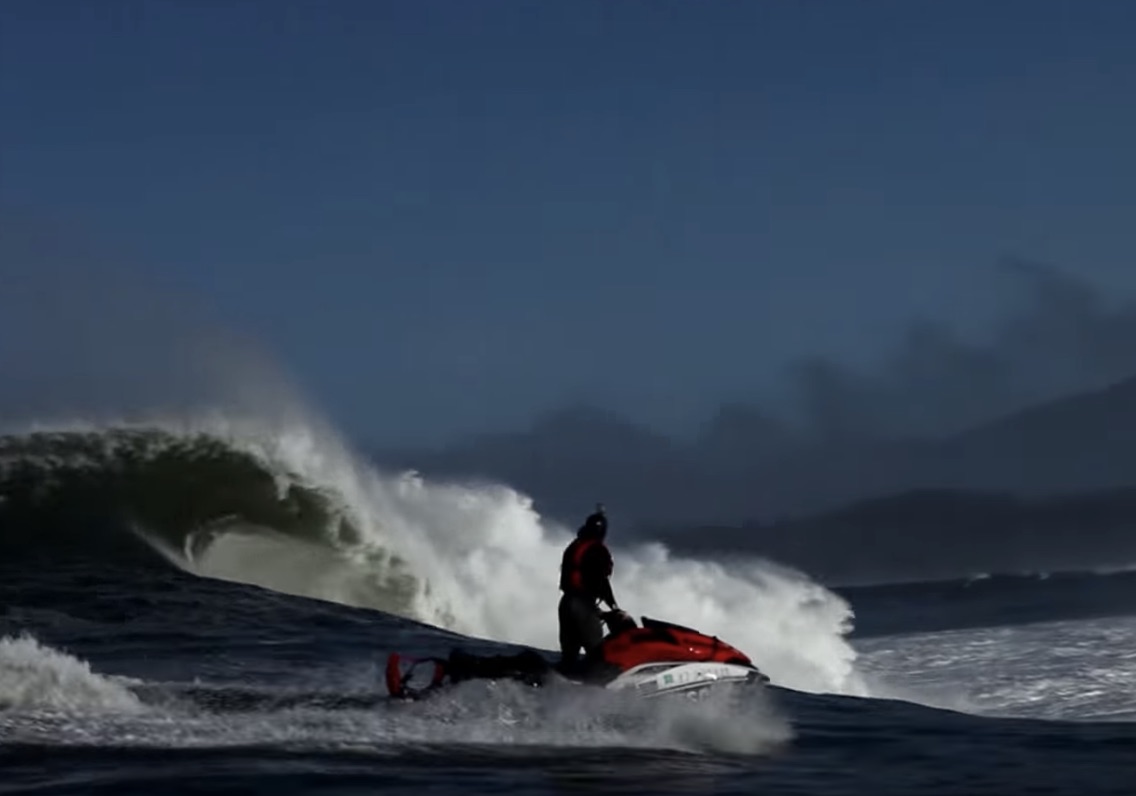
0, 413, 865, 696
0, 634, 143, 714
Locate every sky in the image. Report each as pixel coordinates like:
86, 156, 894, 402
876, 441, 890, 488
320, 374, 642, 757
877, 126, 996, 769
2, 0, 1136, 445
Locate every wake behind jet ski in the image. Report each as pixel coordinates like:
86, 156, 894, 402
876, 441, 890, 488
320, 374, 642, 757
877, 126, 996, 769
385, 609, 769, 700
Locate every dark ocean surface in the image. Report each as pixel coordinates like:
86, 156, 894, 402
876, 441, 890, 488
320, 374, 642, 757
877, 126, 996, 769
2, 422, 1134, 794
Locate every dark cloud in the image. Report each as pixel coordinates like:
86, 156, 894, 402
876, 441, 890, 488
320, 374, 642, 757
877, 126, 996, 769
782, 257, 1136, 440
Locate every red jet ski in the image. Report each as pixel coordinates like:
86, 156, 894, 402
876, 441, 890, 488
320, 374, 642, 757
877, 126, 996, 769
386, 612, 769, 700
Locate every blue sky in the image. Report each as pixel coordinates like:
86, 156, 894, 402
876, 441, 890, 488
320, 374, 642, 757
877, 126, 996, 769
3, 1, 1135, 444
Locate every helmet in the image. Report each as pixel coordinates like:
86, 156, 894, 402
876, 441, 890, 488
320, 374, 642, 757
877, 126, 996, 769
581, 503, 608, 537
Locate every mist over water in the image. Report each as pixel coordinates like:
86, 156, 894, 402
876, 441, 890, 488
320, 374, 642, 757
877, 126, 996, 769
5, 246, 1136, 796
8, 220, 1136, 703
8, 213, 1136, 451
0, 229, 271, 453
0, 221, 861, 697
121, 407, 864, 697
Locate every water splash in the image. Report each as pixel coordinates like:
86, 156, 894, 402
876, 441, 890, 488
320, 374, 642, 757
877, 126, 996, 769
0, 634, 143, 714
2, 408, 866, 696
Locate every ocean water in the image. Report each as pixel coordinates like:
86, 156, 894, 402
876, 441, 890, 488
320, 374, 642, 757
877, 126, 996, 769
1, 411, 1134, 794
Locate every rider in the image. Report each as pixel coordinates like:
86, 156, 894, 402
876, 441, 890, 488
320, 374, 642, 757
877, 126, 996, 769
557, 503, 618, 672
385, 504, 624, 699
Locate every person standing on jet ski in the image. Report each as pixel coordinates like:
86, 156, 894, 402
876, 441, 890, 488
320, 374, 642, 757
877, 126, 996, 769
385, 505, 622, 700
558, 503, 618, 672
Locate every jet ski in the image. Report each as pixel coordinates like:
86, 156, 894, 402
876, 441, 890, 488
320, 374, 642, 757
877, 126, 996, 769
598, 616, 769, 697
385, 612, 769, 700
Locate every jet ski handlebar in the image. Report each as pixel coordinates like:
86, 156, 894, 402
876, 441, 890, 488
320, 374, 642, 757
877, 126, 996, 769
600, 607, 637, 634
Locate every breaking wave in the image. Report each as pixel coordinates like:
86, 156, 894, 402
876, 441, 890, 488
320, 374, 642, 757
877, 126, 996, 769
0, 634, 143, 714
0, 411, 865, 696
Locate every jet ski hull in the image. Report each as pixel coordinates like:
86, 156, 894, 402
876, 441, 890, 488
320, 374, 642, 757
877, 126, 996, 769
385, 614, 770, 700
605, 660, 768, 698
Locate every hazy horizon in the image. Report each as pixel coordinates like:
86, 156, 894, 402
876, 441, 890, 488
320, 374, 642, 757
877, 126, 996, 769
374, 257, 1136, 450
4, 1, 1136, 448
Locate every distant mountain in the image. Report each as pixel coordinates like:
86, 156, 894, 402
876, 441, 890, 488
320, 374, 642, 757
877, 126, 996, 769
373, 402, 907, 527
655, 375, 1136, 582
375, 405, 708, 524
369, 374, 1136, 533
926, 374, 1136, 493
657, 486, 1136, 585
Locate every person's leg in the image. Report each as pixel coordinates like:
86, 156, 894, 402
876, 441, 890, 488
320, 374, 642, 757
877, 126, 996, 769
578, 602, 604, 654
446, 649, 550, 685
559, 593, 605, 675
558, 592, 583, 666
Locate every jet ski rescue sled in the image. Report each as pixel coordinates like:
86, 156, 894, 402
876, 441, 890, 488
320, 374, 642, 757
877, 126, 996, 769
385, 615, 769, 700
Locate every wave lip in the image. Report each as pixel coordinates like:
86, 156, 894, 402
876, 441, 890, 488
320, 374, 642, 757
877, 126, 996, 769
0, 427, 358, 557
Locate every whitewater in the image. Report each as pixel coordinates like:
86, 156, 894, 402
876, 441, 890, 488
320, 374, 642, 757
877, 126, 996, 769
2, 405, 864, 698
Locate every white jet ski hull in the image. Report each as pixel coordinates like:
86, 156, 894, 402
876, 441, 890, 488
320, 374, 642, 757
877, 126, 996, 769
604, 660, 768, 698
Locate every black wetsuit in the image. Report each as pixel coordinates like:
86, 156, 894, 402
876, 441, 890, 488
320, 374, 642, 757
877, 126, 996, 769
558, 512, 616, 666
444, 644, 619, 688
441, 516, 619, 689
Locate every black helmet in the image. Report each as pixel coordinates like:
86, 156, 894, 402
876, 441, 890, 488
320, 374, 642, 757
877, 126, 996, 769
581, 503, 607, 537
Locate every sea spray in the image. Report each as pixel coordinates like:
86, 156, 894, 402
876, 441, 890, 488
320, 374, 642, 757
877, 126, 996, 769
1, 409, 866, 696
0, 634, 143, 714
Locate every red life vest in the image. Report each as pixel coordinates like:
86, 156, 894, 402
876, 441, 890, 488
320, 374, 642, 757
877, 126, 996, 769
560, 536, 610, 595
